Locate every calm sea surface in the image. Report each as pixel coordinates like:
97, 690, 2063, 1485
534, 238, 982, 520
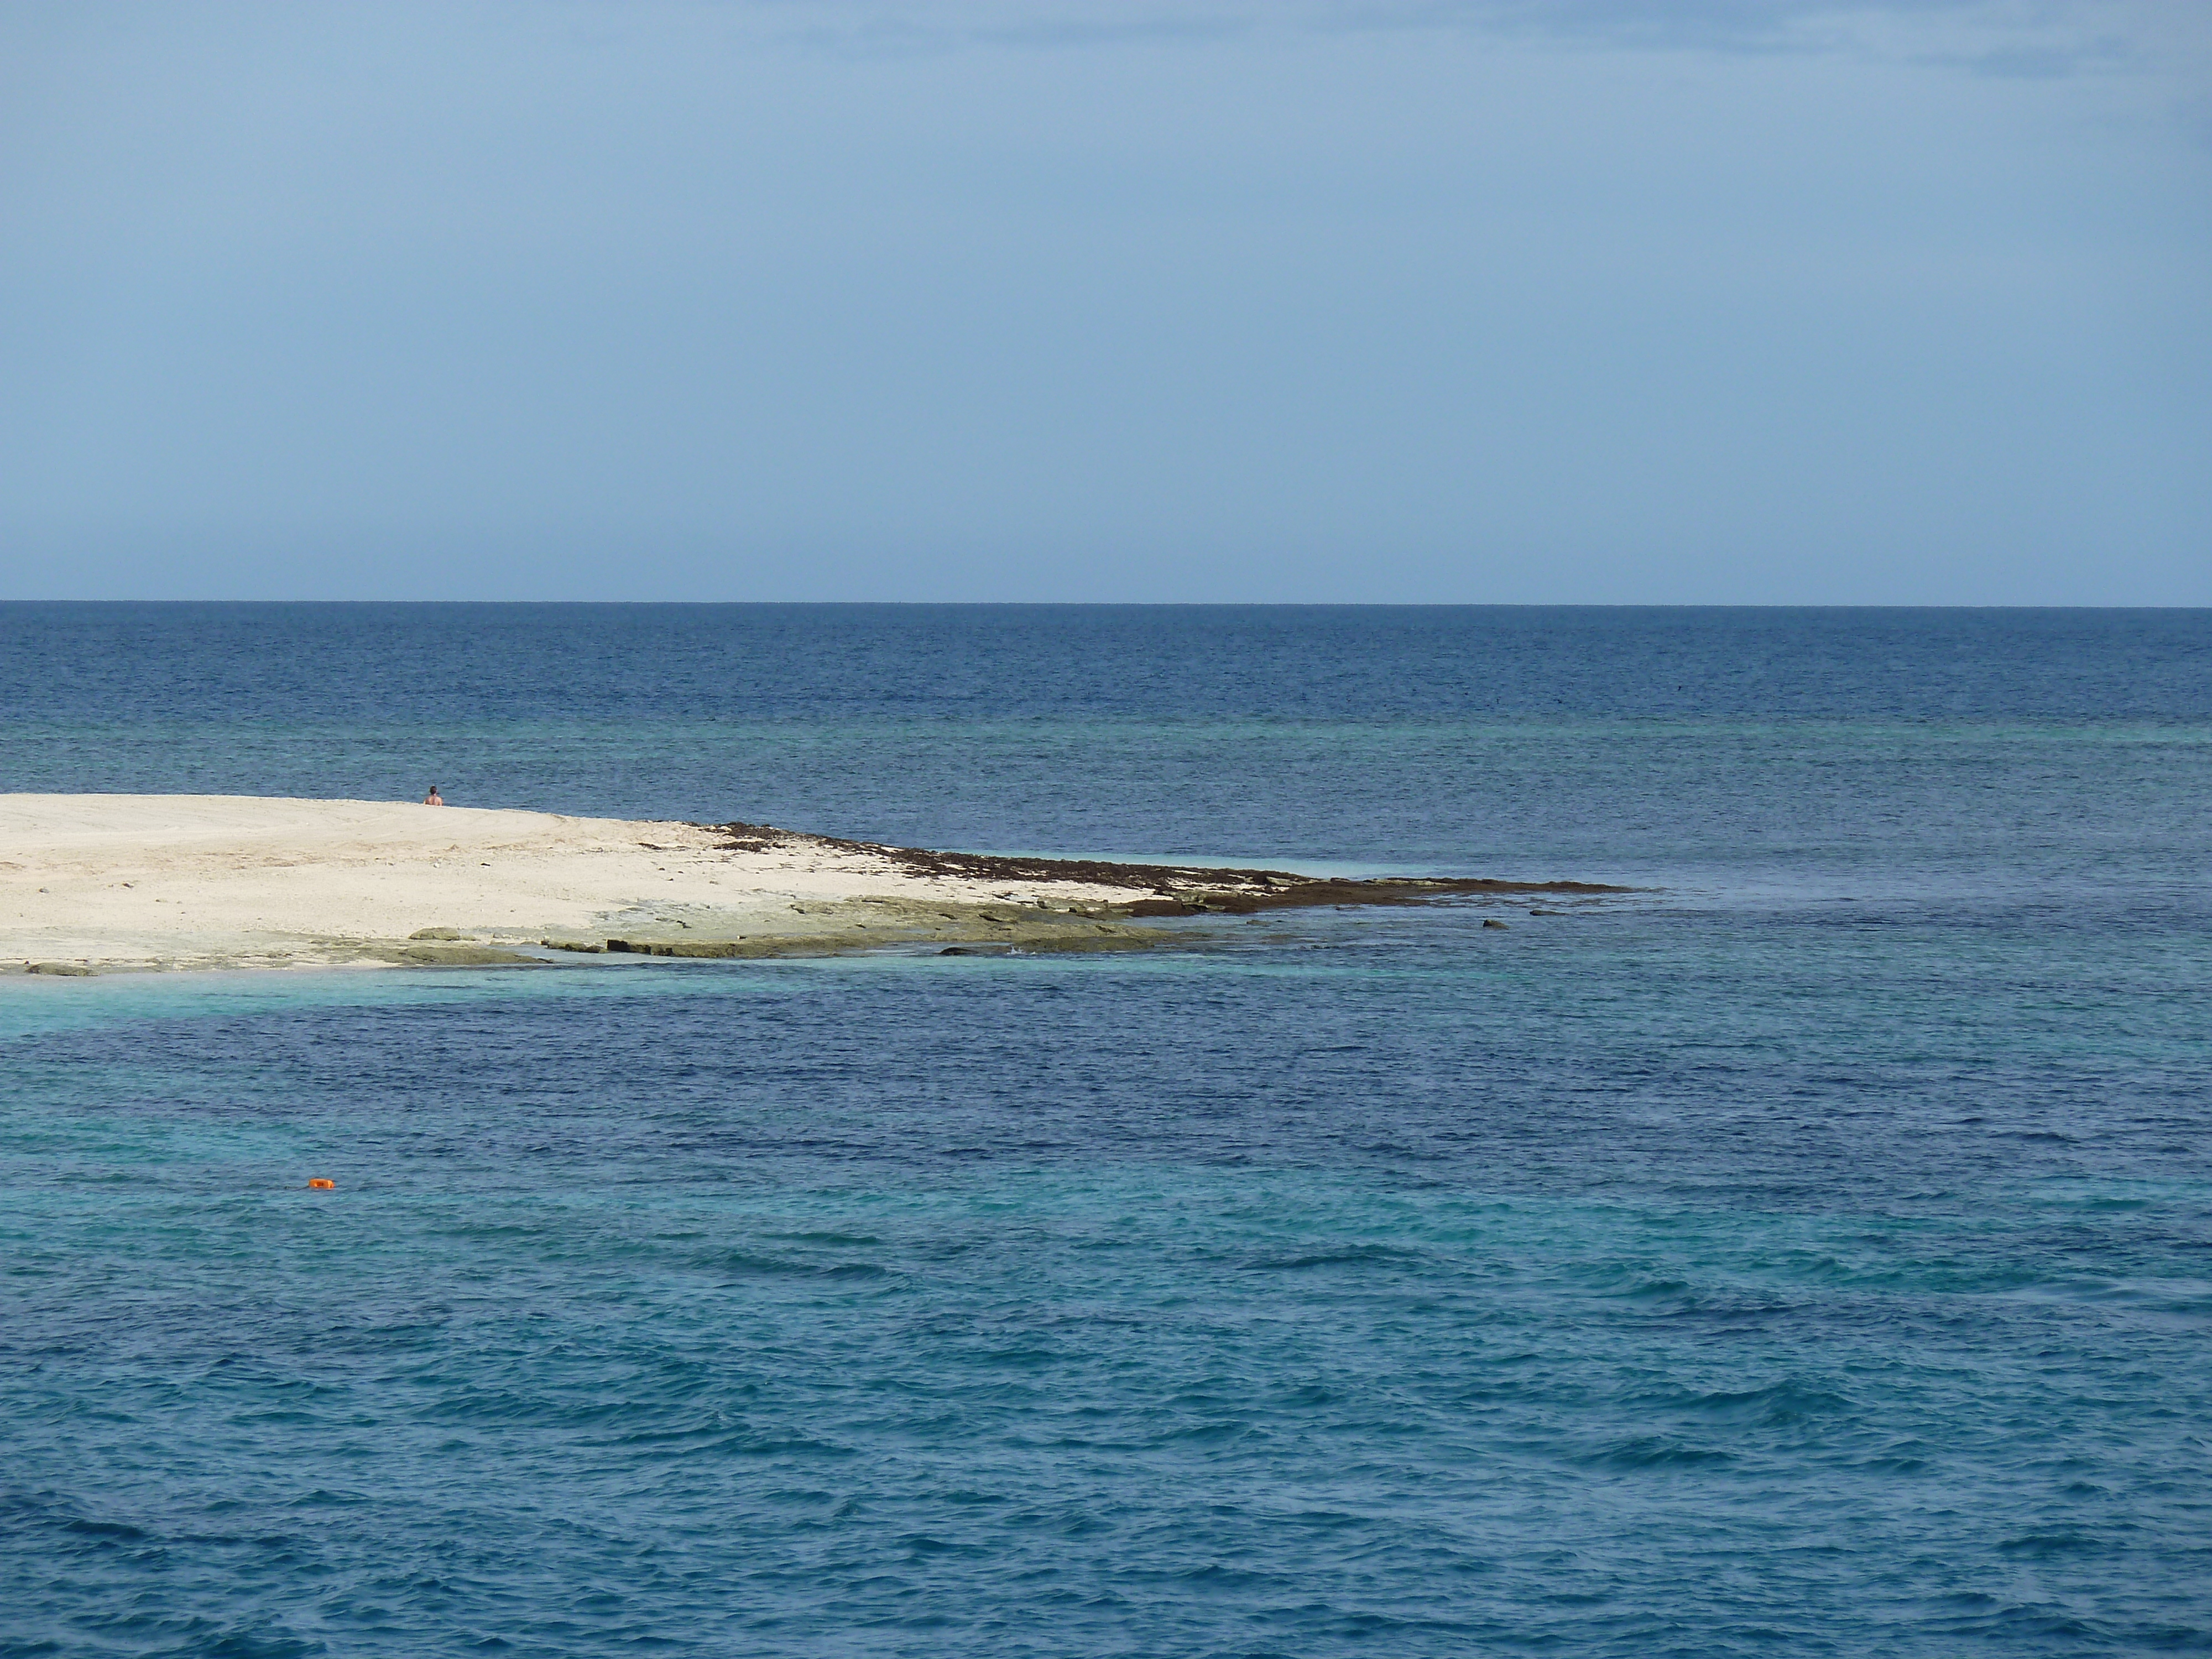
3, 605, 2209, 1656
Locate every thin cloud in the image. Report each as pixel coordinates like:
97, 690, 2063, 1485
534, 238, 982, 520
714, 0, 2183, 76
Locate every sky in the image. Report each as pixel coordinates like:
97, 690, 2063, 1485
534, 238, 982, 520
2, 0, 2207, 603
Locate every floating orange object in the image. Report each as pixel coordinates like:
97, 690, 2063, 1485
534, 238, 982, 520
306, 1177, 336, 1190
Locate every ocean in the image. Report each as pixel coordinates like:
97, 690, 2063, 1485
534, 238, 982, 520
3, 604, 2208, 1656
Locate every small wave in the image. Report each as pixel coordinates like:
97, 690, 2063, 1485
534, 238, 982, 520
1995, 1530, 2109, 1558
281, 1487, 371, 1509
1591, 1272, 1695, 1301
1575, 1435, 1735, 1470
1242, 1243, 1427, 1272
165, 1630, 322, 1659
1926, 1601, 2111, 1642
1661, 1380, 1855, 1426
707, 1249, 890, 1281
695, 1432, 857, 1459
60, 1515, 150, 1542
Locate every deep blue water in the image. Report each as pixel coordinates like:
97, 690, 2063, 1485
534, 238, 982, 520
3, 605, 2209, 1656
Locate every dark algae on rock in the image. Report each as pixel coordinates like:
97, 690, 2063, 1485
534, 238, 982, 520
701, 821, 1629, 917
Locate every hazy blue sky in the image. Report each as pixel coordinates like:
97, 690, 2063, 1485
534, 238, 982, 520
3, 1, 2206, 601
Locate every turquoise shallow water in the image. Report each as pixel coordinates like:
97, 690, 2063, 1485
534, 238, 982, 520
3, 606, 2210, 1655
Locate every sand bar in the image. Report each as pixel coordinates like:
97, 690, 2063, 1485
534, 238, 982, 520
0, 795, 1624, 974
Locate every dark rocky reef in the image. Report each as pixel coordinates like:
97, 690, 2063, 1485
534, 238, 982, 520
699, 821, 1631, 917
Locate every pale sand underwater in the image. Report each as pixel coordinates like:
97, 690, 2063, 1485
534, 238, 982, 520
1, 795, 1602, 974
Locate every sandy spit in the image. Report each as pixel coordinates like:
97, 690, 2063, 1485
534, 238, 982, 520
1, 794, 1627, 975
0, 794, 1185, 973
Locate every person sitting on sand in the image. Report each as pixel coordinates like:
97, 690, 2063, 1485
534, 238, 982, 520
423, 785, 445, 806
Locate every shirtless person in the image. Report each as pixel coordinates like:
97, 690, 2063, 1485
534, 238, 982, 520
423, 785, 445, 806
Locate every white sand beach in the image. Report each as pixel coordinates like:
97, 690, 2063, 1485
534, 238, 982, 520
0, 795, 1168, 973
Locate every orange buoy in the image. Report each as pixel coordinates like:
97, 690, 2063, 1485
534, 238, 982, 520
306, 1177, 336, 1190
